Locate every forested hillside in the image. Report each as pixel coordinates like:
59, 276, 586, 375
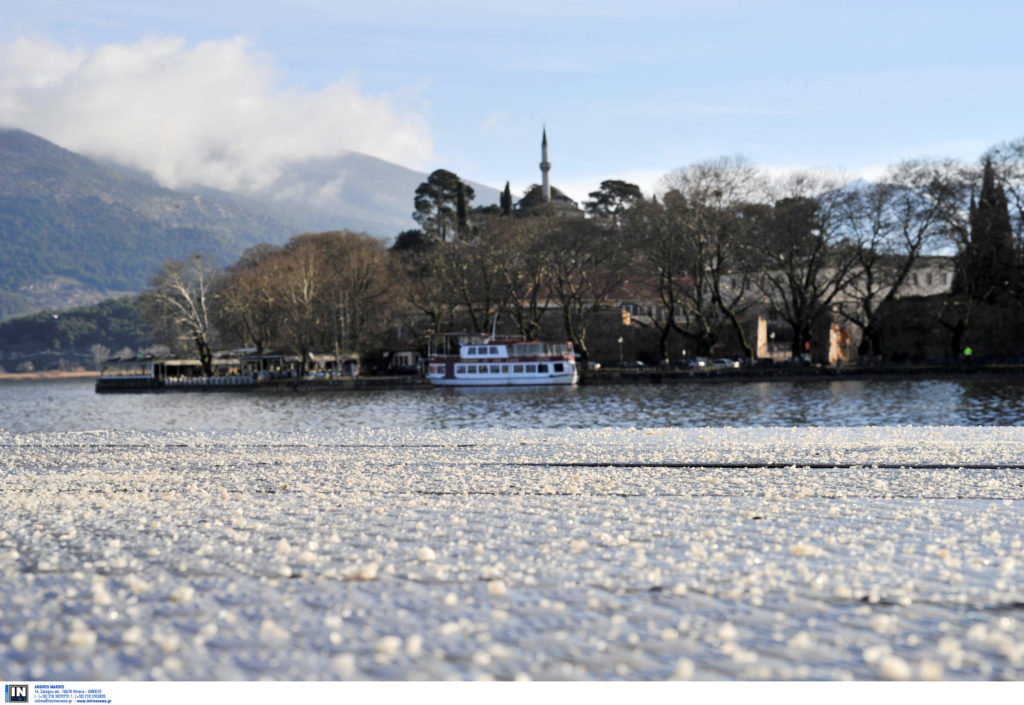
0, 296, 150, 371
0, 129, 292, 319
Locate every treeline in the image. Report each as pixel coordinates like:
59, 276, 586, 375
143, 140, 1024, 373
0, 296, 149, 371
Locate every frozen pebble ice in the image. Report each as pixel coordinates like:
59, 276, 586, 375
4, 425, 1024, 680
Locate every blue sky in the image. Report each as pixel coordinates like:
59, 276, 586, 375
3, 0, 1024, 203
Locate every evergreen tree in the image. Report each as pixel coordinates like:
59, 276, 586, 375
413, 169, 475, 242
456, 181, 468, 236
500, 181, 513, 216
959, 159, 1017, 302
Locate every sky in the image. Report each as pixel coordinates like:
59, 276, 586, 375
3, 0, 1024, 204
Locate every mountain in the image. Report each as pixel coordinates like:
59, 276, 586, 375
0, 129, 499, 320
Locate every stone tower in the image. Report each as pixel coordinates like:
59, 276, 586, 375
540, 127, 551, 203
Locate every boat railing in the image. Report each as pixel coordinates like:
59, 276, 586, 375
164, 375, 256, 387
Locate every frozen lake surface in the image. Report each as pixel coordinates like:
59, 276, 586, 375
3, 425, 1024, 680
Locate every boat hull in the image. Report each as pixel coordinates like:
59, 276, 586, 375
428, 371, 577, 387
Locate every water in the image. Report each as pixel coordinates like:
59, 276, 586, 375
4, 376, 1024, 433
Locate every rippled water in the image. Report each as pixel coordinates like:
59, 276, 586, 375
4, 376, 1024, 433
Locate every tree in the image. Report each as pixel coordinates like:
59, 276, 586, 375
837, 175, 945, 358
391, 229, 433, 253
413, 169, 475, 242
539, 219, 631, 362
90, 343, 110, 369
983, 138, 1024, 255
751, 174, 858, 359
585, 180, 644, 225
260, 232, 394, 372
885, 158, 976, 356
960, 159, 1017, 303
648, 157, 763, 360
322, 232, 393, 355
214, 243, 282, 358
496, 217, 554, 339
141, 254, 221, 375
500, 182, 513, 216
627, 197, 689, 360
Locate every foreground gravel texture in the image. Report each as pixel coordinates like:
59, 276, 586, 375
2, 426, 1023, 680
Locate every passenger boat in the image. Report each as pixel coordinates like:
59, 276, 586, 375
425, 333, 578, 386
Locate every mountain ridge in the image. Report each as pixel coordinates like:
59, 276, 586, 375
0, 129, 499, 319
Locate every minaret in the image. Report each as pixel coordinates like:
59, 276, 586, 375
540, 127, 551, 203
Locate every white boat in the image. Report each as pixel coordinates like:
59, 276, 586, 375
425, 333, 578, 386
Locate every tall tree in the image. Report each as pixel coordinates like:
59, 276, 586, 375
214, 243, 282, 357
585, 179, 644, 225
837, 175, 945, 358
413, 169, 475, 242
500, 181, 513, 216
539, 219, 631, 362
886, 158, 976, 356
752, 174, 858, 359
650, 157, 763, 360
960, 159, 1017, 303
141, 254, 221, 376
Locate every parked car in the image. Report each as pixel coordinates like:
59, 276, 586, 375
604, 360, 645, 369
711, 358, 740, 368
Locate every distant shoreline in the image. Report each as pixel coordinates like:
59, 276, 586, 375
0, 369, 99, 381
5, 362, 1024, 386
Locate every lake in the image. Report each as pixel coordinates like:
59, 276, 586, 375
4, 375, 1024, 433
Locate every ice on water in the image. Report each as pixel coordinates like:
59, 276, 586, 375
2, 426, 1024, 680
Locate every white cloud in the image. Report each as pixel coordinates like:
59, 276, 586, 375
0, 35, 434, 191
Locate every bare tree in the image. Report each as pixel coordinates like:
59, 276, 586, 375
215, 243, 282, 356
650, 156, 764, 359
539, 219, 631, 362
141, 254, 221, 375
321, 231, 393, 354
493, 217, 554, 339
888, 159, 977, 356
837, 174, 946, 358
751, 173, 858, 359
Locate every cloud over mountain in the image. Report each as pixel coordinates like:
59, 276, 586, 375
0, 35, 435, 192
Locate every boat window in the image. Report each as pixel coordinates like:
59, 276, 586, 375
538, 363, 548, 373
456, 365, 465, 374
489, 346, 499, 355
468, 347, 478, 355
554, 363, 564, 372
467, 365, 477, 373
526, 364, 537, 373
502, 365, 509, 373
513, 364, 523, 373
490, 365, 499, 373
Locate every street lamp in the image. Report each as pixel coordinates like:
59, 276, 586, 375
617, 336, 623, 364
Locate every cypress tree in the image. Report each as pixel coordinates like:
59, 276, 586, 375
456, 181, 468, 236
963, 159, 1016, 302
501, 181, 513, 216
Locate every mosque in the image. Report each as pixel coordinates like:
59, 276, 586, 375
513, 129, 584, 219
